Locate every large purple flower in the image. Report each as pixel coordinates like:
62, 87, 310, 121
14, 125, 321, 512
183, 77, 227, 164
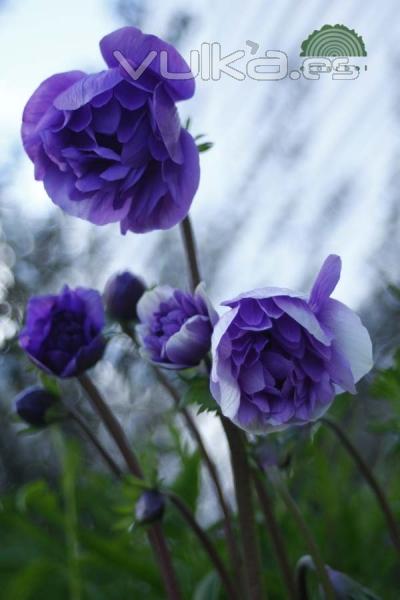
19, 286, 105, 378
136, 284, 217, 369
21, 27, 200, 234
210, 256, 373, 433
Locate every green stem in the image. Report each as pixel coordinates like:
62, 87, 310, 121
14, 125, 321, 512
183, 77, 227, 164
52, 430, 81, 600
222, 418, 266, 600
78, 374, 182, 600
252, 469, 298, 600
167, 492, 240, 600
268, 468, 335, 600
321, 416, 400, 558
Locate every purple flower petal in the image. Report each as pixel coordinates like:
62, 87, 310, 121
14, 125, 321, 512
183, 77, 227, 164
309, 254, 341, 312
99, 26, 195, 101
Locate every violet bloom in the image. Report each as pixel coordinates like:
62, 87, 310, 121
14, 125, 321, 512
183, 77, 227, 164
104, 271, 146, 322
21, 27, 200, 234
211, 256, 373, 433
136, 284, 217, 369
20, 286, 105, 378
15, 387, 59, 427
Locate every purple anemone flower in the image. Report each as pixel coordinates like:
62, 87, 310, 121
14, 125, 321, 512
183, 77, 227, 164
136, 284, 217, 369
19, 286, 105, 378
21, 27, 200, 234
210, 255, 373, 433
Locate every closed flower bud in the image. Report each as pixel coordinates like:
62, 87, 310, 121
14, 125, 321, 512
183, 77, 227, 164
296, 556, 380, 600
104, 271, 146, 322
135, 490, 165, 525
15, 387, 59, 427
325, 566, 380, 599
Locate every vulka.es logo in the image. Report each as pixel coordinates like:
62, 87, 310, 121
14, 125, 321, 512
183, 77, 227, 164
113, 25, 367, 82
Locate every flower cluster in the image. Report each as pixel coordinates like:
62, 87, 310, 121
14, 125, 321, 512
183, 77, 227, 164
18, 28, 373, 437
21, 27, 200, 234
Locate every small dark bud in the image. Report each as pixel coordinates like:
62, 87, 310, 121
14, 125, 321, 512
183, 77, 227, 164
135, 490, 165, 525
15, 387, 59, 427
104, 271, 146, 322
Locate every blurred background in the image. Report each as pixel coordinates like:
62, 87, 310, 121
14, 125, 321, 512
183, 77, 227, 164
0, 0, 400, 598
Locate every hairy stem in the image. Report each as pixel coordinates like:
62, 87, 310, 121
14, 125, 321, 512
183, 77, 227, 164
268, 469, 335, 600
78, 374, 182, 600
68, 409, 122, 477
167, 492, 240, 600
154, 367, 243, 580
252, 469, 298, 600
321, 416, 400, 558
222, 418, 266, 600
122, 320, 243, 583
180, 214, 260, 598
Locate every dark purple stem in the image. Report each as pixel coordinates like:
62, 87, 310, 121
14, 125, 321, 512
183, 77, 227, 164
153, 367, 243, 580
222, 418, 266, 600
252, 469, 298, 600
167, 492, 240, 600
77, 374, 182, 600
180, 216, 201, 291
68, 409, 122, 478
321, 416, 400, 558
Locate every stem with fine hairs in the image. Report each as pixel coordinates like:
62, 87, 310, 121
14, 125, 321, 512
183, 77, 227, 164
167, 492, 240, 600
222, 418, 266, 600
153, 367, 243, 582
121, 322, 244, 593
68, 408, 122, 478
321, 416, 400, 558
77, 373, 182, 600
268, 468, 335, 600
252, 469, 298, 600
180, 214, 265, 599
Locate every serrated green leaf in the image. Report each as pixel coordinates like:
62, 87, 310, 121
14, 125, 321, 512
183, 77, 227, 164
183, 376, 218, 416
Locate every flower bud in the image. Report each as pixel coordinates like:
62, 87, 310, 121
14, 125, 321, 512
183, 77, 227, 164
104, 272, 146, 322
15, 387, 59, 427
135, 490, 165, 525
325, 566, 380, 599
296, 556, 380, 600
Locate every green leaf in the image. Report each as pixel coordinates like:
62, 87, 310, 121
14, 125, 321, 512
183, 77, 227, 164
183, 376, 218, 415
193, 571, 221, 600
197, 142, 214, 153
171, 450, 201, 513
38, 372, 61, 397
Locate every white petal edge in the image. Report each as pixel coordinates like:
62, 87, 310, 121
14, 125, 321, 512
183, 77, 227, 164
318, 298, 373, 383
